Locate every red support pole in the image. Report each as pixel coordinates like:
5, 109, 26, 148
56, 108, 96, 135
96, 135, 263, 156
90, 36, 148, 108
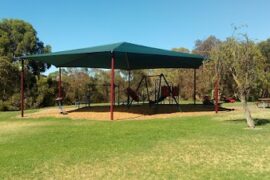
20, 60, 24, 117
215, 77, 219, 113
110, 54, 115, 120
58, 68, 62, 98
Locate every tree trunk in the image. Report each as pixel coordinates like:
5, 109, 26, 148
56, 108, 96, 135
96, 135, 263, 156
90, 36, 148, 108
240, 94, 255, 128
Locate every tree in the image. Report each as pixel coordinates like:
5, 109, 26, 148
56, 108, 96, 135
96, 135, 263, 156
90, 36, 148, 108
193, 35, 221, 57
0, 56, 19, 101
34, 76, 58, 107
258, 38, 270, 64
211, 36, 266, 128
258, 39, 270, 97
0, 19, 52, 110
63, 70, 92, 103
192, 36, 223, 98
168, 47, 193, 99
0, 19, 51, 75
172, 47, 190, 53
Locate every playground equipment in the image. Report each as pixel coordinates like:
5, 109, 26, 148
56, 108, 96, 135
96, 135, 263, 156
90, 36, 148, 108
56, 97, 67, 114
126, 74, 180, 107
55, 68, 67, 114
222, 97, 236, 103
20, 42, 204, 120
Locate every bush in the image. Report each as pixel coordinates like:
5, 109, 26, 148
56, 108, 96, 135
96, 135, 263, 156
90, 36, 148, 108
0, 101, 9, 111
0, 95, 20, 111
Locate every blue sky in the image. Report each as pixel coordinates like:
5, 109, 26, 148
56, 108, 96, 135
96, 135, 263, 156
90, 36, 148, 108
1, 0, 270, 74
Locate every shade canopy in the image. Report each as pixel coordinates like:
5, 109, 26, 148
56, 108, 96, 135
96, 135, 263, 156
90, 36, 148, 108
22, 42, 204, 70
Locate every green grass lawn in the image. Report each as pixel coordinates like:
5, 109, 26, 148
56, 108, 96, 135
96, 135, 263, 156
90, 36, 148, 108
0, 105, 270, 179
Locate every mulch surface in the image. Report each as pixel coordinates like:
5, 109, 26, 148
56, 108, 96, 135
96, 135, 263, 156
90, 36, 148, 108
25, 104, 233, 121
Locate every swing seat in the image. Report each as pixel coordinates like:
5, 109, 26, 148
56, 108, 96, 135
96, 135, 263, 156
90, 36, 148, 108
126, 87, 139, 102
161, 86, 170, 97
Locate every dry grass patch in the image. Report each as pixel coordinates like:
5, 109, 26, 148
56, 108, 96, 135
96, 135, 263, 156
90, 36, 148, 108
0, 121, 56, 135
214, 104, 270, 122
30, 139, 270, 179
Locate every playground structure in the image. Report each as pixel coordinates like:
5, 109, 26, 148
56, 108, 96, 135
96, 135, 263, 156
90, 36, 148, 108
68, 73, 179, 110
126, 74, 179, 107
19, 42, 205, 120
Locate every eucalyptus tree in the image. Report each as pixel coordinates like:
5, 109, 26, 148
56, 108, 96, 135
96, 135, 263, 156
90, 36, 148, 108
211, 36, 266, 128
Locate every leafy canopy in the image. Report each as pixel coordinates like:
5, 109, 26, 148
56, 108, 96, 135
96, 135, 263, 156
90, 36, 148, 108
211, 37, 266, 97
0, 19, 51, 74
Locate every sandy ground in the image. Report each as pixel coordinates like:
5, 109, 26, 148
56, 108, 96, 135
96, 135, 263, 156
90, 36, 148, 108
23, 104, 236, 121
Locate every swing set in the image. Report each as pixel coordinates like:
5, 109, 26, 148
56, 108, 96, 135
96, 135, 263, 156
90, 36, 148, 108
126, 73, 180, 107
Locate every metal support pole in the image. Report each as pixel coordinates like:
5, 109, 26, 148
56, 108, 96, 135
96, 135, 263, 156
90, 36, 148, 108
193, 69, 196, 105
20, 60, 24, 117
58, 68, 62, 98
110, 54, 115, 120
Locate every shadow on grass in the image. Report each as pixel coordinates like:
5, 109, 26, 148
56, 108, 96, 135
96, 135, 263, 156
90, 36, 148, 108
255, 119, 270, 126
226, 118, 270, 126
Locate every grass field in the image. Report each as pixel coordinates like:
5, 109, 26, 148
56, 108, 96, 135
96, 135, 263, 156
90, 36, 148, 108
0, 104, 270, 179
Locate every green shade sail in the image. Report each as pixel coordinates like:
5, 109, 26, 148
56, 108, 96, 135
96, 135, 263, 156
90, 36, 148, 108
22, 42, 204, 70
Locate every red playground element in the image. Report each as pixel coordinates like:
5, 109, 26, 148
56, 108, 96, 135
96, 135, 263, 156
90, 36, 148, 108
161, 86, 179, 97
126, 87, 139, 102
161, 86, 170, 97
223, 97, 236, 103
172, 86, 179, 97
